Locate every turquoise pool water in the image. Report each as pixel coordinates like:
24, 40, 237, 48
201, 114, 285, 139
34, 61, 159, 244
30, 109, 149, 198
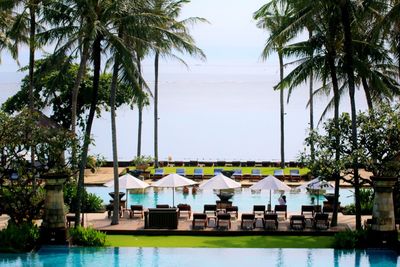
86, 187, 355, 212
0, 247, 398, 267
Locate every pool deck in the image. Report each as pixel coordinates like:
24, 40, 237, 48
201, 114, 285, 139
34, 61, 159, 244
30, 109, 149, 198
79, 211, 370, 236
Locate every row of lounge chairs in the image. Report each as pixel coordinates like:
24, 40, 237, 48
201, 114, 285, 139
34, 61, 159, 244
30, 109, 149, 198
153, 168, 302, 182
128, 203, 330, 231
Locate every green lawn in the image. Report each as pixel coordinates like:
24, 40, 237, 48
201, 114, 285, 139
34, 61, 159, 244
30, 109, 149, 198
130, 166, 310, 176
106, 235, 334, 248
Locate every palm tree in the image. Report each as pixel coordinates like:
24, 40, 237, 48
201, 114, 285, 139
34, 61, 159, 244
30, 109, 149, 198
150, 0, 206, 168
254, 0, 293, 169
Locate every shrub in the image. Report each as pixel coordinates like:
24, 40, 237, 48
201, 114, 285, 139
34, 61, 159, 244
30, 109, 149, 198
0, 222, 40, 253
342, 188, 374, 215
64, 183, 103, 213
68, 226, 107, 246
333, 229, 368, 249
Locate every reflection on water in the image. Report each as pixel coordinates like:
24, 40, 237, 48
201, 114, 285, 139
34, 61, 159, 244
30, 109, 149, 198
0, 247, 398, 267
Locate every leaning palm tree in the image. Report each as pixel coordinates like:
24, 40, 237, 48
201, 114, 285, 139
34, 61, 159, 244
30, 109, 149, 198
150, 0, 206, 168
254, 0, 293, 169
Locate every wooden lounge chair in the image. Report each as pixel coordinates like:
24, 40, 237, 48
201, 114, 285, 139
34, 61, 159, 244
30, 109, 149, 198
193, 168, 204, 180
177, 204, 191, 219
216, 213, 231, 230
130, 205, 144, 219
301, 205, 315, 225
263, 213, 279, 230
273, 169, 285, 181
274, 204, 287, 220
153, 168, 164, 180
232, 169, 243, 181
176, 168, 185, 176
226, 206, 239, 220
241, 213, 256, 230
203, 204, 217, 225
192, 213, 207, 229
145, 208, 178, 229
250, 169, 262, 182
253, 205, 266, 218
313, 213, 330, 230
290, 215, 306, 230
156, 204, 170, 208
289, 169, 301, 182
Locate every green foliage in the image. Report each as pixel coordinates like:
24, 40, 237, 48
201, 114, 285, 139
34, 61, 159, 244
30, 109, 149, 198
64, 182, 103, 213
131, 155, 154, 166
1, 57, 134, 130
342, 188, 374, 215
333, 229, 369, 249
0, 222, 40, 253
0, 110, 74, 224
86, 154, 106, 173
68, 227, 107, 247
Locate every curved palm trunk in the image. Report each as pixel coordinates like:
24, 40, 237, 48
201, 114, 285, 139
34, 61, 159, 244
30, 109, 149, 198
361, 77, 374, 112
154, 51, 159, 168
136, 55, 143, 157
340, 0, 361, 230
75, 36, 102, 227
110, 58, 120, 226
279, 51, 285, 169
29, 5, 36, 190
308, 29, 315, 162
71, 42, 90, 176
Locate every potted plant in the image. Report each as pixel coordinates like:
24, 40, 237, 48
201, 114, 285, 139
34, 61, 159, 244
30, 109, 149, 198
131, 155, 154, 171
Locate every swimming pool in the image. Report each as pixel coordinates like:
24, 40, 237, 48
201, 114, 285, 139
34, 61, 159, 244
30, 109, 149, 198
0, 247, 398, 267
86, 187, 355, 212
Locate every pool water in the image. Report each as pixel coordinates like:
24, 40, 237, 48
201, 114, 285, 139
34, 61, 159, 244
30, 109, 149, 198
0, 247, 398, 267
86, 187, 355, 212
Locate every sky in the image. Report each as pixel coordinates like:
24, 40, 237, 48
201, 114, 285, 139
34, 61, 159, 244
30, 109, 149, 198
0, 0, 369, 162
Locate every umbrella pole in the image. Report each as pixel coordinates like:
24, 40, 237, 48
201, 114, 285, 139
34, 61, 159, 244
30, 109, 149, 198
173, 187, 175, 207
268, 189, 272, 212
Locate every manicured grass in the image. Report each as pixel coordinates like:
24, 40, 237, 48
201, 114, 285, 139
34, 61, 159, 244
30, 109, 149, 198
131, 166, 310, 176
106, 235, 334, 248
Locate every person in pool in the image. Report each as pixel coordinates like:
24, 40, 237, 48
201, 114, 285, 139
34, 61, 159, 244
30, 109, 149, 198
183, 186, 189, 194
278, 194, 287, 205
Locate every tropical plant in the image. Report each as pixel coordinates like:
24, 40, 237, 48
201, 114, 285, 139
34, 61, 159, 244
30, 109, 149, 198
68, 226, 107, 246
0, 222, 40, 253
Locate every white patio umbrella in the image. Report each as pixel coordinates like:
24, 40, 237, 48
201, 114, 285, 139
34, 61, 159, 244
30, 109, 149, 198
294, 177, 323, 192
199, 173, 241, 190
104, 173, 150, 206
152, 173, 197, 207
306, 179, 334, 206
249, 175, 291, 211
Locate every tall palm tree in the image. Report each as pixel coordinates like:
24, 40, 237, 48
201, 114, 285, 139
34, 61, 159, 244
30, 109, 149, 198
254, 0, 293, 169
150, 0, 206, 168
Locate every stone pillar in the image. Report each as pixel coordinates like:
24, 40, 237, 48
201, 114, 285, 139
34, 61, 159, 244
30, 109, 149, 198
41, 173, 68, 245
371, 176, 397, 247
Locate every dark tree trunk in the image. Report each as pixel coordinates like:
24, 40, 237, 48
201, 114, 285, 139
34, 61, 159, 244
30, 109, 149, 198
29, 5, 36, 190
361, 77, 374, 112
75, 36, 102, 227
308, 29, 315, 162
154, 52, 159, 168
340, 0, 361, 230
279, 51, 285, 169
136, 55, 143, 157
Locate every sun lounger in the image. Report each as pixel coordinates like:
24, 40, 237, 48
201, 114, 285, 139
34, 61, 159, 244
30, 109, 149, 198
145, 208, 178, 229
177, 204, 191, 219
193, 168, 204, 180
263, 213, 279, 230
226, 206, 238, 220
203, 204, 217, 225
289, 169, 301, 182
290, 215, 306, 230
232, 169, 243, 181
176, 168, 185, 176
216, 213, 231, 229
192, 213, 207, 229
241, 213, 256, 230
253, 205, 266, 218
313, 213, 330, 230
214, 168, 224, 175
250, 169, 262, 182
156, 204, 170, 208
153, 168, 164, 179
130, 205, 144, 219
301, 205, 315, 225
273, 169, 285, 180
274, 204, 287, 220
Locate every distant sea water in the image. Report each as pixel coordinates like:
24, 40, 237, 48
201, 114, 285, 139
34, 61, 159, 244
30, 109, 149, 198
0, 62, 368, 162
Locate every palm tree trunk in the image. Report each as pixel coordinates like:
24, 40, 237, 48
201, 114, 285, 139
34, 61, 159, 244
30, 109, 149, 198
361, 77, 374, 112
137, 104, 143, 157
71, 42, 89, 177
308, 29, 315, 162
279, 51, 285, 169
340, 0, 361, 230
154, 51, 159, 168
29, 4, 36, 190
75, 36, 102, 227
110, 58, 120, 226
